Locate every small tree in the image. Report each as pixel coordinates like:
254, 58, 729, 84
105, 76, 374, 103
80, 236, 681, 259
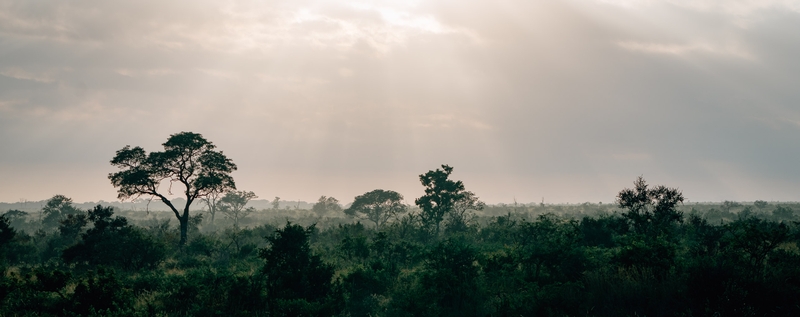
219, 190, 258, 227
345, 189, 407, 229
312, 196, 342, 217
41, 195, 82, 231
272, 197, 281, 210
109, 132, 237, 245
617, 176, 684, 237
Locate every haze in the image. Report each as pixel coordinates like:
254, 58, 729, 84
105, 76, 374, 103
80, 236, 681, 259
1, 0, 799, 204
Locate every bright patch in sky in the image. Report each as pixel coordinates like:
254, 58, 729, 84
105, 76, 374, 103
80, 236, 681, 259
0, 0, 799, 204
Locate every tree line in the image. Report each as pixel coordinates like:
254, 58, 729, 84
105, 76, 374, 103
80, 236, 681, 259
1, 132, 798, 316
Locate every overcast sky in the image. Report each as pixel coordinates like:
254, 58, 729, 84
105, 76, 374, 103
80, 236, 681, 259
1, 0, 799, 205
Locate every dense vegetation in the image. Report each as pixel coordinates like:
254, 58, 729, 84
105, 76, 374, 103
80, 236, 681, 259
2, 180, 799, 316
1, 134, 798, 316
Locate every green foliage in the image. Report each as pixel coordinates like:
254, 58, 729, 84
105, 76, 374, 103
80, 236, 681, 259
345, 189, 407, 229
259, 223, 337, 316
5, 171, 800, 316
41, 195, 82, 232
62, 205, 165, 270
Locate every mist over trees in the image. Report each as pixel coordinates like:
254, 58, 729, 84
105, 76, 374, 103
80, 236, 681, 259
1, 132, 799, 316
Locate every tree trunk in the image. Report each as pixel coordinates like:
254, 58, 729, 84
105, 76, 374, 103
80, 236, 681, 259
179, 214, 189, 246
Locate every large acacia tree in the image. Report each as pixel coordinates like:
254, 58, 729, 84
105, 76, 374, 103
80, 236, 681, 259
109, 132, 236, 245
344, 189, 406, 229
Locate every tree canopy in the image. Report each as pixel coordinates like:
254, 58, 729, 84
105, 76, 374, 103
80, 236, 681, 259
415, 165, 481, 236
345, 189, 406, 229
109, 131, 237, 245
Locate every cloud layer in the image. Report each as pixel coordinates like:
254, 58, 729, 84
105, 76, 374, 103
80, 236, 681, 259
1, 0, 799, 204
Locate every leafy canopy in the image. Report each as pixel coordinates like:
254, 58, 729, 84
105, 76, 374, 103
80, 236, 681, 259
344, 189, 407, 229
109, 131, 236, 245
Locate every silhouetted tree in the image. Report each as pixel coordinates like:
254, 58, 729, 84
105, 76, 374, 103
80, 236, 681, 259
617, 176, 684, 237
108, 132, 237, 245
415, 165, 477, 236
615, 176, 684, 275
345, 189, 407, 229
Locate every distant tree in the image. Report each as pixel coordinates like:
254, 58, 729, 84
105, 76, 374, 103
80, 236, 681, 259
617, 176, 684, 237
272, 197, 281, 210
200, 190, 224, 224
108, 132, 237, 245
446, 191, 485, 233
219, 190, 258, 227
2, 209, 28, 229
260, 223, 336, 316
415, 165, 477, 236
721, 200, 742, 214
345, 189, 407, 229
772, 206, 795, 222
753, 200, 769, 210
312, 196, 342, 217
41, 195, 82, 231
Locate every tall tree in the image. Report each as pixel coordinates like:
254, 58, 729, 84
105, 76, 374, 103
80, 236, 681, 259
344, 189, 407, 229
219, 190, 258, 227
108, 132, 237, 245
415, 165, 475, 236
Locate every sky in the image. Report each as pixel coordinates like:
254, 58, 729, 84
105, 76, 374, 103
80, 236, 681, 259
1, 0, 799, 205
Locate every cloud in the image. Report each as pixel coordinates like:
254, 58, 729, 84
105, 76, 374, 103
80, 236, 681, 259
616, 41, 755, 59
0, 0, 799, 203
